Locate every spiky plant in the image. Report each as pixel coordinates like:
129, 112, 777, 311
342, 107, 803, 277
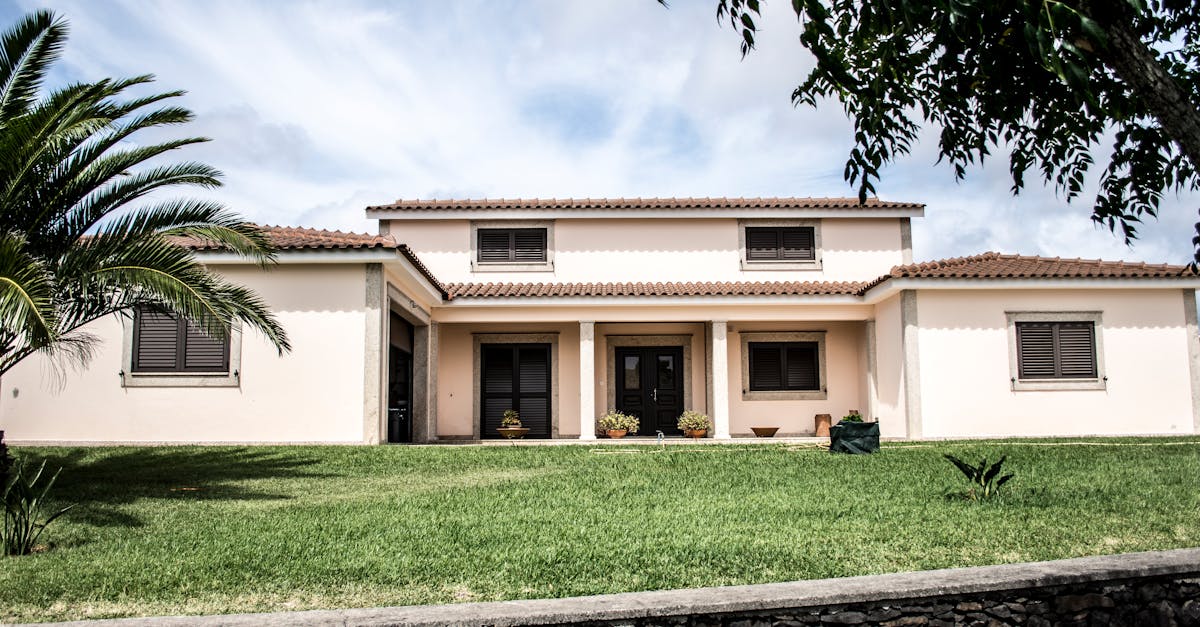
944, 454, 1015, 500
0, 10, 289, 377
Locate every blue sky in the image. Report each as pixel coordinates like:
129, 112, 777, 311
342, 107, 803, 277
7, 0, 1199, 264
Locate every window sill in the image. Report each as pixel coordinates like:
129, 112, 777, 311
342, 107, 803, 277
122, 372, 240, 388
471, 261, 554, 273
1011, 378, 1106, 392
740, 260, 821, 271
742, 389, 827, 401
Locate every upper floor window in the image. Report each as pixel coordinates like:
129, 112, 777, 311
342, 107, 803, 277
1006, 312, 1105, 391
477, 228, 547, 263
746, 227, 815, 262
123, 306, 241, 387
739, 220, 821, 270
470, 221, 555, 272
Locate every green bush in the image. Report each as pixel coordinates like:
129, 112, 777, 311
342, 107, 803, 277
677, 410, 712, 432
944, 454, 1015, 500
500, 409, 521, 427
840, 411, 864, 423
598, 411, 639, 434
3, 459, 74, 556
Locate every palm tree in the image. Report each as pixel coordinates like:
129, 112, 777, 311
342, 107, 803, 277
0, 10, 290, 377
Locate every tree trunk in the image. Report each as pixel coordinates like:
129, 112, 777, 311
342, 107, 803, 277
1092, 6, 1200, 171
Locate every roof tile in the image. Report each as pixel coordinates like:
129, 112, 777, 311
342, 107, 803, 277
445, 281, 867, 300
367, 196, 924, 212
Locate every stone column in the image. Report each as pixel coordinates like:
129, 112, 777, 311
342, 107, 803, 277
579, 321, 596, 440
710, 321, 731, 439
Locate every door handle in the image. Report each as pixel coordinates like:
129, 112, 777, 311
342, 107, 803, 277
652, 388, 658, 402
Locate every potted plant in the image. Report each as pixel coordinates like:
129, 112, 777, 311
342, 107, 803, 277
497, 409, 529, 439
829, 410, 880, 454
598, 410, 639, 438
677, 410, 711, 438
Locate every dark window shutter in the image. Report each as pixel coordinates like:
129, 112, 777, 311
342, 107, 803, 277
132, 309, 180, 372
780, 227, 815, 260
132, 306, 231, 374
785, 344, 819, 390
183, 323, 229, 371
746, 228, 781, 260
1017, 321, 1097, 379
478, 230, 513, 262
513, 229, 546, 262
477, 228, 547, 263
480, 344, 551, 439
1056, 323, 1097, 378
749, 344, 782, 390
746, 227, 815, 261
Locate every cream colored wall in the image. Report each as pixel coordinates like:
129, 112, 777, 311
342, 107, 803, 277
0, 265, 370, 443
873, 294, 907, 437
916, 289, 1195, 437
389, 218, 904, 284
726, 321, 866, 436
435, 322, 580, 438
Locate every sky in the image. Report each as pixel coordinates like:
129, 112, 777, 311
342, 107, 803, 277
8, 0, 1200, 265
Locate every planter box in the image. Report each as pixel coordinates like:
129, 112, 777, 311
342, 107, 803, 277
829, 421, 880, 454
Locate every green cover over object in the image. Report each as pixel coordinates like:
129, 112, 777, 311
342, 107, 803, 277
829, 421, 880, 454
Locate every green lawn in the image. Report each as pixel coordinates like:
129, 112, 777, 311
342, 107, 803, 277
2, 439, 1199, 623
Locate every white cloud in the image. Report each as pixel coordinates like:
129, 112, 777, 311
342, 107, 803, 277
10, 0, 1198, 263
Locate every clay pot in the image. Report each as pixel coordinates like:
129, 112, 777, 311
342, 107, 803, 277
606, 429, 628, 439
497, 427, 530, 439
751, 426, 779, 438
814, 414, 832, 437
683, 428, 707, 439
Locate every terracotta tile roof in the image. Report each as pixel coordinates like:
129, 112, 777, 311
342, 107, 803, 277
367, 196, 924, 212
179, 225, 448, 298
861, 252, 1196, 291
445, 281, 868, 300
177, 225, 396, 251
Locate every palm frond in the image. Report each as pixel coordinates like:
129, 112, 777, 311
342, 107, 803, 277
0, 10, 66, 123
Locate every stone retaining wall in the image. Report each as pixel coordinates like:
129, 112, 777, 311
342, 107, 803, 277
37, 548, 1200, 627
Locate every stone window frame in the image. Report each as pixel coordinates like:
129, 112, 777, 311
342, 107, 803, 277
737, 218, 822, 271
1006, 311, 1107, 392
739, 331, 828, 401
470, 220, 555, 273
472, 333, 560, 439
120, 314, 243, 388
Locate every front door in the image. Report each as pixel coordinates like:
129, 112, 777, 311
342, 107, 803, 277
614, 346, 685, 436
387, 346, 413, 443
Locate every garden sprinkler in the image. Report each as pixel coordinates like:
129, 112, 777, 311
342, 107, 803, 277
656, 430, 664, 449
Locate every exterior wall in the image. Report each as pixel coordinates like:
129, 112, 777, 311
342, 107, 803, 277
727, 321, 866, 436
916, 289, 1195, 437
0, 265, 370, 443
389, 218, 905, 284
872, 294, 908, 437
435, 322, 580, 438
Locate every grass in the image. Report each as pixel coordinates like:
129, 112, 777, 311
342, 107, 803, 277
1, 438, 1199, 623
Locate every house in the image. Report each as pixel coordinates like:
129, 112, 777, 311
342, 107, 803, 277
3, 197, 1199, 444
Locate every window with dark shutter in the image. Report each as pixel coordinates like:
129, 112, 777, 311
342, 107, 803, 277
480, 344, 551, 438
477, 228, 547, 263
132, 306, 230, 373
1016, 321, 1097, 379
749, 342, 820, 391
745, 227, 815, 262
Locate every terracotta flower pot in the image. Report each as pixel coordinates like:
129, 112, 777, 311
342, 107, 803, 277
606, 429, 628, 439
751, 426, 779, 438
683, 428, 707, 439
814, 414, 832, 437
497, 427, 529, 439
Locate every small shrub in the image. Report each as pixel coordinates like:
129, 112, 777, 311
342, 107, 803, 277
677, 410, 711, 432
598, 410, 639, 434
0, 431, 11, 490
500, 409, 521, 427
3, 459, 74, 556
944, 454, 1015, 500
840, 411, 864, 423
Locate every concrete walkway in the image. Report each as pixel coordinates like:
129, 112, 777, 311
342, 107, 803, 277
27, 547, 1200, 627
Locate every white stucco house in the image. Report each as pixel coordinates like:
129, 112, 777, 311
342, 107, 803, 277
3, 197, 1199, 444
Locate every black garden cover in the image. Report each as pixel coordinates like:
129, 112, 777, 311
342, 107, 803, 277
829, 421, 880, 454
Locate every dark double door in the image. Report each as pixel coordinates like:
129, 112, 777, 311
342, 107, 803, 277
615, 346, 684, 436
481, 344, 552, 439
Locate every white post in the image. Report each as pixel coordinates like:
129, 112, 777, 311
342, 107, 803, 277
710, 320, 731, 439
579, 321, 596, 440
